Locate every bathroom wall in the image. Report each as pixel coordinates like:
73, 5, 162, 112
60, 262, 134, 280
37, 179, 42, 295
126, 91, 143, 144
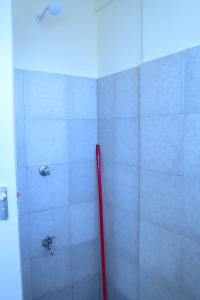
13, 0, 97, 78
15, 70, 99, 300
143, 0, 200, 63
97, 0, 142, 77
0, 2, 22, 299
139, 46, 200, 300
97, 67, 140, 300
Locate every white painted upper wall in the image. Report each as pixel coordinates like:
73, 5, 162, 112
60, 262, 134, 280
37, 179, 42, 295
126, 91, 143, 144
97, 0, 142, 77
143, 0, 200, 62
13, 0, 97, 78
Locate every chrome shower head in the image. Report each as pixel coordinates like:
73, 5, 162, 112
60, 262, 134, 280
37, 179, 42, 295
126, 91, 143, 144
35, 1, 62, 23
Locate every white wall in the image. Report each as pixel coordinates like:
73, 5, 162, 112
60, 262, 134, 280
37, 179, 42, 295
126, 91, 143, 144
13, 0, 97, 78
143, 0, 200, 62
0, 2, 22, 299
97, 0, 142, 77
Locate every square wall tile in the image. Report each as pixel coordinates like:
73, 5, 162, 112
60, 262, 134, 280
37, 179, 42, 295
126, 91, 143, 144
101, 161, 114, 206
21, 259, 32, 300
185, 46, 200, 113
69, 162, 97, 204
24, 70, 69, 119
97, 75, 115, 119
107, 247, 138, 300
139, 221, 181, 283
70, 201, 98, 245
184, 114, 200, 177
98, 120, 115, 163
112, 164, 139, 214
68, 119, 97, 163
182, 177, 200, 242
16, 167, 29, 215
140, 170, 182, 233
15, 118, 26, 168
29, 207, 70, 258
31, 248, 71, 299
73, 275, 99, 300
107, 283, 130, 300
14, 69, 24, 119
141, 115, 184, 175
72, 240, 99, 282
114, 68, 139, 118
19, 215, 30, 260
38, 286, 73, 300
140, 53, 184, 116
68, 76, 97, 119
111, 206, 139, 259
114, 118, 139, 166
26, 119, 68, 166
182, 238, 200, 298
27, 164, 69, 213
140, 267, 182, 300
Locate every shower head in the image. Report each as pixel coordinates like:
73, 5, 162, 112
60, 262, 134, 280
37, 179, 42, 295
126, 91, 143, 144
35, 1, 62, 23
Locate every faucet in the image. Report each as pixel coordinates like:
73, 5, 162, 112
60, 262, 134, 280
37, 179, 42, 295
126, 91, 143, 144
42, 235, 55, 255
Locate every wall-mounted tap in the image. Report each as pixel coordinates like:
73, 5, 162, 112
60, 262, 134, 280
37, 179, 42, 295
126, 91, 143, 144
42, 235, 55, 255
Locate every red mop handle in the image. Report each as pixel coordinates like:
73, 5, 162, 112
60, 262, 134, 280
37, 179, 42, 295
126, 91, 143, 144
96, 144, 107, 300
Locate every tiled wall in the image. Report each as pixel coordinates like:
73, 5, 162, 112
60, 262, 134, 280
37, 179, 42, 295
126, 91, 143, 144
14, 70, 100, 300
97, 68, 140, 300
140, 46, 200, 300
15, 45, 200, 300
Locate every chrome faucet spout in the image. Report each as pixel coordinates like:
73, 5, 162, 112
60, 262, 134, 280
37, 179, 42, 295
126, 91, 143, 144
42, 235, 55, 255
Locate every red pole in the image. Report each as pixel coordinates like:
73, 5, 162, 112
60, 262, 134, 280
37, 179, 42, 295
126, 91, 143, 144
96, 144, 107, 300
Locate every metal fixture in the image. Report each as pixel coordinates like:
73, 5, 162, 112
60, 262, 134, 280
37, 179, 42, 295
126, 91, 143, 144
39, 165, 50, 176
0, 187, 8, 220
35, 1, 62, 23
42, 235, 55, 255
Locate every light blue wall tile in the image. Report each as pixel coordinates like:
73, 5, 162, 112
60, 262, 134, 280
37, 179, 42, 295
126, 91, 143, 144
114, 68, 139, 118
70, 202, 98, 245
37, 285, 73, 300
31, 249, 71, 299
98, 120, 115, 163
26, 119, 68, 166
182, 177, 200, 242
184, 114, 200, 177
68, 76, 97, 119
111, 206, 138, 259
114, 118, 139, 166
107, 282, 131, 300
16, 167, 29, 215
73, 275, 99, 300
27, 164, 69, 213
185, 46, 200, 113
182, 238, 200, 298
72, 240, 99, 282
112, 164, 139, 214
69, 162, 97, 204
29, 207, 70, 258
19, 215, 30, 260
15, 118, 26, 168
141, 115, 184, 174
14, 69, 24, 119
140, 53, 184, 116
52, 249, 72, 292
139, 267, 182, 300
24, 70, 69, 119
101, 161, 114, 205
139, 221, 181, 283
68, 119, 97, 163
97, 75, 115, 119
140, 170, 182, 233
107, 247, 138, 300
22, 260, 32, 300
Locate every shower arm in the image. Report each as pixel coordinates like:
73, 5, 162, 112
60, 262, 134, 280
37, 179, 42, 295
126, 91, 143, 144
36, 6, 49, 23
